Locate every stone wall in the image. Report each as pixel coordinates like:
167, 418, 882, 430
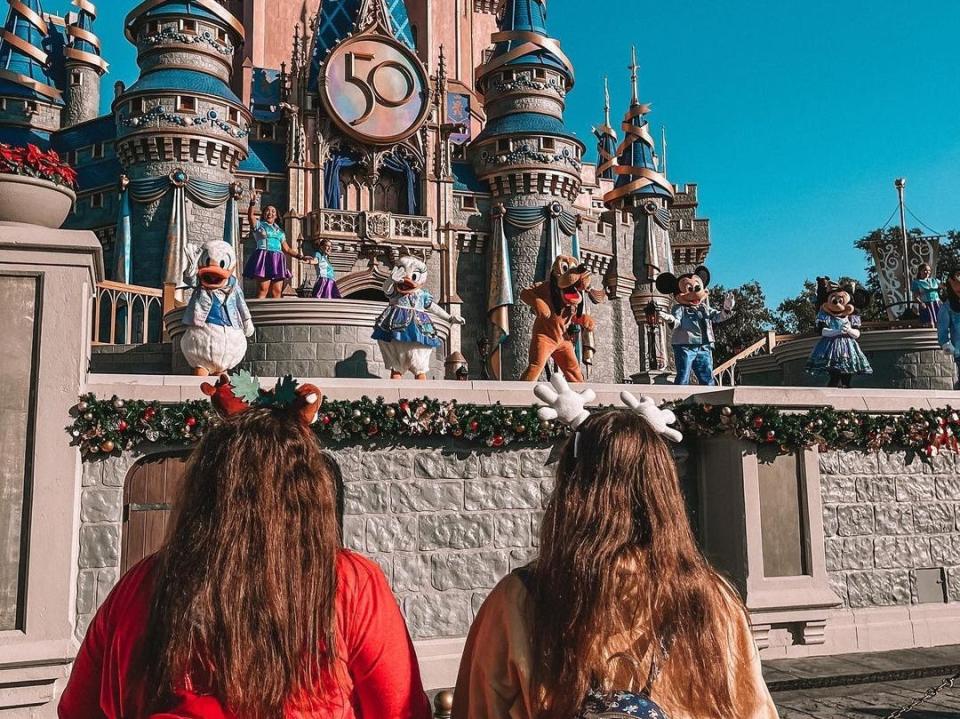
821, 449, 960, 608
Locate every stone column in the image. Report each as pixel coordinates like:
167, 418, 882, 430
0, 223, 103, 717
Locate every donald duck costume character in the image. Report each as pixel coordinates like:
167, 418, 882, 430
372, 255, 464, 380
181, 240, 255, 376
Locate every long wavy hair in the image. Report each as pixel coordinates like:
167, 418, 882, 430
531, 409, 745, 718
141, 407, 341, 717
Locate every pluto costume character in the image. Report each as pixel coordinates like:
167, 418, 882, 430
520, 255, 605, 383
181, 240, 255, 376
372, 256, 465, 380
655, 265, 735, 386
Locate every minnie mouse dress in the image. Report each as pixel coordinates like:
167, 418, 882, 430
805, 312, 873, 377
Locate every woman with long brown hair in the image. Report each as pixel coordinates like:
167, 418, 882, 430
453, 382, 778, 719
59, 390, 430, 719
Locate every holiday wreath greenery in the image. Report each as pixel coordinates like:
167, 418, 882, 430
66, 377, 959, 463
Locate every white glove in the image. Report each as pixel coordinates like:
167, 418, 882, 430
534, 374, 595, 429
844, 326, 861, 339
943, 342, 955, 355
391, 265, 406, 282
722, 292, 736, 312
620, 391, 683, 443
244, 320, 255, 338
658, 310, 677, 326
452, 315, 466, 325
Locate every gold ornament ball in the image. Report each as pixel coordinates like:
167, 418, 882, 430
352, 409, 362, 419
77, 401, 89, 412
721, 406, 733, 417
83, 412, 94, 421
385, 407, 396, 419
539, 419, 552, 430
100, 440, 115, 453
514, 423, 526, 434
112, 398, 125, 410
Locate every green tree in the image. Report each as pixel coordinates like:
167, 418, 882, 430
709, 281, 776, 364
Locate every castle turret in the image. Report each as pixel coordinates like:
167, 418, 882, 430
593, 77, 617, 182
62, 0, 106, 127
472, 0, 584, 379
116, 0, 250, 287
603, 48, 675, 382
0, 0, 63, 145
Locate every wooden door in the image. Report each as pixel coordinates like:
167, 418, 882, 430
120, 454, 189, 575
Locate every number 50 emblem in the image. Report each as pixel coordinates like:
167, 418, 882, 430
321, 34, 429, 145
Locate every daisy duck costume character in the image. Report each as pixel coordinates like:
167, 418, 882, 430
805, 277, 873, 388
655, 265, 735, 386
938, 270, 960, 390
181, 240, 254, 376
372, 255, 465, 380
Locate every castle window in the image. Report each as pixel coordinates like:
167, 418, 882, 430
452, 144, 466, 161
177, 96, 197, 112
130, 98, 145, 114
181, 19, 198, 35
541, 137, 556, 151
253, 177, 268, 192
496, 139, 511, 153
216, 28, 227, 43
228, 107, 239, 123
410, 24, 418, 50
70, 71, 83, 87
462, 195, 476, 210
534, 68, 547, 80
146, 21, 159, 35
91, 143, 104, 159
258, 124, 276, 140
91, 193, 104, 209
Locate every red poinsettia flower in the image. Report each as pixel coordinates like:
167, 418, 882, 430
0, 143, 78, 187
25, 143, 44, 168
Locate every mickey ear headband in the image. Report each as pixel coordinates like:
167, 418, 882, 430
534, 375, 683, 458
201, 371, 323, 426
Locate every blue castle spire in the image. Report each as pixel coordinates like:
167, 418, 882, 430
68, 0, 101, 57
593, 77, 617, 181
606, 47, 672, 204
485, 0, 573, 87
0, 0, 62, 103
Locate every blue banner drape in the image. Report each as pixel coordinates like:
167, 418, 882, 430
382, 152, 420, 215
323, 152, 359, 209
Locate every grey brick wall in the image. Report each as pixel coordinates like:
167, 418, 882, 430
820, 450, 960, 608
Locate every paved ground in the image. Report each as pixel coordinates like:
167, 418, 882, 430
766, 646, 960, 719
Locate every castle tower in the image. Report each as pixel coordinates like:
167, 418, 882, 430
62, 0, 107, 127
0, 0, 63, 145
472, 0, 584, 380
603, 48, 675, 382
593, 78, 617, 182
116, 0, 250, 287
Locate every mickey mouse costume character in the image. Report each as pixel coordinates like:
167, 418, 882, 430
655, 266, 735, 386
937, 270, 960, 390
372, 255, 465, 380
805, 277, 873, 388
519, 255, 606, 382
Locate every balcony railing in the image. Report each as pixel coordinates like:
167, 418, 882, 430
307, 208, 433, 245
92, 281, 166, 346
713, 331, 796, 387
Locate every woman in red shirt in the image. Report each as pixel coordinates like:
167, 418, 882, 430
59, 404, 431, 719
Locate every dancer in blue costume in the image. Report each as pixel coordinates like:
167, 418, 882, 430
307, 239, 342, 299
937, 270, 960, 390
243, 192, 303, 298
806, 277, 873, 388
912, 263, 942, 327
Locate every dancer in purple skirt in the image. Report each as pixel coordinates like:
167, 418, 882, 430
244, 193, 300, 298
306, 239, 342, 299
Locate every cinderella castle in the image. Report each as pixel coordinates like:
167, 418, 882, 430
0, 0, 711, 382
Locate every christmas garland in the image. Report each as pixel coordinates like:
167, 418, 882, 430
67, 394, 960, 462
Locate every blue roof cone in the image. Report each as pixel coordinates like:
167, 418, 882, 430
481, 0, 573, 88
65, 0, 107, 73
0, 0, 62, 103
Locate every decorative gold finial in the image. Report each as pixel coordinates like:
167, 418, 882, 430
628, 45, 639, 105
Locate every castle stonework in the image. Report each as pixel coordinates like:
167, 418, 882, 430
0, 0, 712, 382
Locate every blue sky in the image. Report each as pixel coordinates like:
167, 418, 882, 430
52, 0, 960, 306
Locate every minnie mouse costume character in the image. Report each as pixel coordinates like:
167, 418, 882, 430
655, 266, 735, 386
805, 277, 873, 388
937, 270, 960, 390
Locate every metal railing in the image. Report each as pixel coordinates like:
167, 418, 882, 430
92, 281, 168, 346
307, 208, 433, 245
713, 331, 795, 387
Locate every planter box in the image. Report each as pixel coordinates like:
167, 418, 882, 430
0, 174, 76, 228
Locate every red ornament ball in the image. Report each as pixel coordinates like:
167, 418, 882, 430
117, 420, 128, 432
766, 430, 776, 442
469, 420, 479, 432
185, 417, 197, 427
320, 414, 332, 425
491, 434, 504, 447
752, 416, 764, 429
367, 424, 379, 436
399, 401, 410, 412
143, 407, 156, 420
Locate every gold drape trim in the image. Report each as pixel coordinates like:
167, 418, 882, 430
64, 46, 108, 71
9, 0, 48, 34
477, 30, 574, 84
0, 29, 48, 64
602, 168, 674, 204
73, 0, 97, 15
125, 0, 244, 41
0, 68, 62, 99
67, 25, 100, 49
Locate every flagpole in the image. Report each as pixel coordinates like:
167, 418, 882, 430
895, 178, 909, 317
